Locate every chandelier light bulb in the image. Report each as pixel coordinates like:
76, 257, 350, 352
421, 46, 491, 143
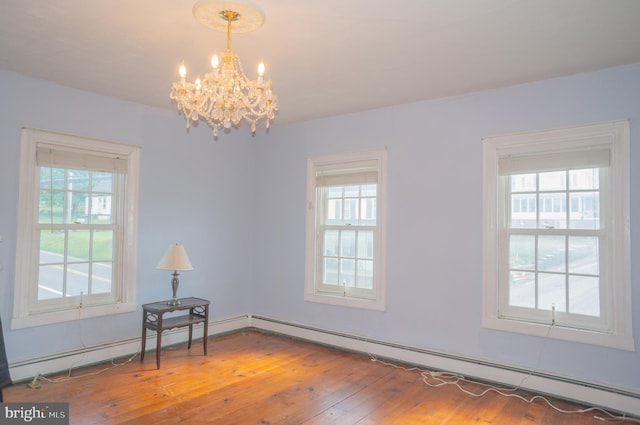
211, 54, 220, 69
257, 62, 265, 83
179, 63, 187, 79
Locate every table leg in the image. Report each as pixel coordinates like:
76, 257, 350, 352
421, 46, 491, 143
188, 324, 193, 350
156, 315, 163, 369
141, 311, 147, 362
203, 305, 209, 356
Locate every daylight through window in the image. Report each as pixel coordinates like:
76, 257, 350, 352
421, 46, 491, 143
305, 149, 386, 310
482, 120, 633, 350
13, 129, 140, 329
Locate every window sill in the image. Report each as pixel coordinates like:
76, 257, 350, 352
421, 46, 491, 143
11, 302, 136, 330
482, 315, 635, 351
304, 292, 385, 311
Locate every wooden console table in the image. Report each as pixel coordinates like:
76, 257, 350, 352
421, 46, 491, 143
141, 297, 210, 369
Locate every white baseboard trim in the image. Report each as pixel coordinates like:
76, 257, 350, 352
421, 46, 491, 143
249, 315, 640, 419
8, 313, 639, 418
8, 314, 248, 382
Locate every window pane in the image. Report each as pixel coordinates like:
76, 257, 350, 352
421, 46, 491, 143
538, 235, 565, 272
327, 198, 342, 223
66, 262, 89, 296
568, 236, 599, 276
569, 275, 600, 316
357, 231, 374, 259
361, 184, 376, 197
70, 170, 90, 191
341, 230, 356, 258
92, 262, 113, 294
38, 190, 53, 224
340, 258, 355, 287
539, 171, 566, 191
538, 273, 566, 311
356, 259, 373, 289
89, 195, 113, 223
344, 198, 359, 225
92, 172, 113, 192
509, 235, 535, 270
40, 230, 64, 263
510, 174, 536, 192
327, 187, 342, 198
38, 264, 64, 300
539, 193, 566, 229
39, 190, 65, 224
509, 272, 535, 308
323, 258, 339, 285
93, 229, 114, 261
360, 198, 376, 225
362, 184, 377, 226
323, 230, 339, 256
344, 185, 359, 197
510, 194, 536, 228
70, 191, 88, 224
38, 167, 66, 190
68, 229, 91, 261
569, 192, 599, 229
569, 168, 599, 190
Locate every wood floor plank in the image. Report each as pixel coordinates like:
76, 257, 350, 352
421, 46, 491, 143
301, 372, 398, 425
3, 330, 636, 424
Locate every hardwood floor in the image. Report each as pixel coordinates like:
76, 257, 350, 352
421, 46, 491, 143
3, 330, 636, 424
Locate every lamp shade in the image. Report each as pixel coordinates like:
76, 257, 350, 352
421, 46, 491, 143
157, 244, 194, 271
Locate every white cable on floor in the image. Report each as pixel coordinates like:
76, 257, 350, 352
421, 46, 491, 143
369, 354, 640, 424
37, 349, 139, 384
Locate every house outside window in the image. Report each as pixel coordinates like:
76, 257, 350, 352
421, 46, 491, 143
482, 119, 633, 350
304, 149, 387, 311
12, 128, 140, 329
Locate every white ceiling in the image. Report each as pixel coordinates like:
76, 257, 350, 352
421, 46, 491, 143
1, 0, 640, 126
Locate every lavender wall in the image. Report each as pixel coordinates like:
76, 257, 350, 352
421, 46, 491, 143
0, 70, 255, 361
251, 63, 640, 392
0, 63, 638, 395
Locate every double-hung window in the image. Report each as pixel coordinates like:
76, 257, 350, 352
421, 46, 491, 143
305, 149, 387, 310
13, 128, 140, 329
482, 119, 633, 350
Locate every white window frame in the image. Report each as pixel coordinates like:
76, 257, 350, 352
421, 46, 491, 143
12, 128, 140, 329
304, 149, 387, 311
482, 119, 633, 350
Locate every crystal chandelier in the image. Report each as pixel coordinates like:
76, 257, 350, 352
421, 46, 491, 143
170, 1, 278, 138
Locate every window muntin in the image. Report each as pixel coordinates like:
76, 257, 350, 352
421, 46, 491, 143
503, 168, 603, 324
318, 183, 376, 295
13, 129, 140, 328
36, 166, 121, 308
482, 119, 633, 350
305, 150, 386, 310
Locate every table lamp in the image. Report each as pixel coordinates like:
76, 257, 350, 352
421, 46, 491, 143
157, 243, 193, 306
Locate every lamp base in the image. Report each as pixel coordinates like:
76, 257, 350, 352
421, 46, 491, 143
168, 272, 181, 306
